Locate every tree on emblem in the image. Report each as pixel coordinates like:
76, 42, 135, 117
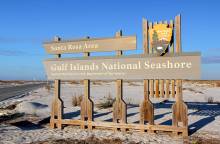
152, 30, 159, 43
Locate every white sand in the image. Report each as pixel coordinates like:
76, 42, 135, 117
0, 81, 220, 143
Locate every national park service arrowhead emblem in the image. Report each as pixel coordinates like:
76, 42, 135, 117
149, 24, 173, 56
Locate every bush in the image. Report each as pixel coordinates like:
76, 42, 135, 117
96, 93, 115, 109
207, 97, 214, 103
45, 84, 51, 92
72, 94, 83, 106
215, 82, 220, 87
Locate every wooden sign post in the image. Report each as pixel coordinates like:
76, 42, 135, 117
172, 15, 188, 136
140, 19, 154, 133
113, 30, 127, 132
139, 15, 189, 136
43, 14, 200, 137
50, 36, 63, 129
80, 37, 94, 130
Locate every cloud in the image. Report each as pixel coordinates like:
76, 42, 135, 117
202, 56, 220, 64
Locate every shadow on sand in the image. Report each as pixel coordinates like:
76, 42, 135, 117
8, 101, 220, 135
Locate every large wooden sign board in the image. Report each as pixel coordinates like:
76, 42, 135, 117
44, 53, 200, 80
43, 15, 201, 137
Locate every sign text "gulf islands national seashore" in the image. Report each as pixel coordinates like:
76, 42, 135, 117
44, 53, 200, 80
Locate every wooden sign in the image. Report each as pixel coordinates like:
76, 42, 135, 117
43, 36, 136, 54
44, 53, 200, 80
149, 24, 173, 55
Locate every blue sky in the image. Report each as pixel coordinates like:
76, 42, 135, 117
0, 0, 220, 80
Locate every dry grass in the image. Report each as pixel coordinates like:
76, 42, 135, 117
92, 81, 103, 85
182, 87, 204, 94
214, 81, 220, 87
44, 84, 51, 92
96, 93, 115, 109
127, 81, 140, 86
207, 97, 214, 103
69, 81, 80, 85
0, 80, 25, 84
72, 94, 83, 106
184, 80, 220, 88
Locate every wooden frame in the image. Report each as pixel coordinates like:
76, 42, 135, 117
48, 15, 188, 137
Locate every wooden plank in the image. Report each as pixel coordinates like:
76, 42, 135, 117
160, 80, 164, 98
159, 21, 165, 98
165, 80, 170, 98
54, 119, 187, 133
143, 18, 149, 55
149, 80, 154, 98
155, 80, 159, 98
149, 22, 154, 98
169, 20, 174, 53
113, 30, 127, 132
81, 37, 94, 130
164, 20, 173, 99
172, 14, 188, 137
50, 36, 63, 129
140, 19, 154, 131
44, 53, 200, 80
175, 15, 181, 53
153, 22, 159, 98
168, 20, 175, 99
43, 35, 137, 54
171, 80, 175, 98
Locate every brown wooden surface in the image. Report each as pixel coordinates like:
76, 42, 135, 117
153, 22, 159, 98
172, 15, 188, 137
148, 22, 154, 98
113, 30, 127, 132
80, 39, 94, 130
44, 35, 137, 54
155, 80, 159, 98
171, 80, 175, 98
140, 19, 154, 132
53, 119, 187, 135
50, 36, 63, 129
160, 80, 164, 98
48, 15, 189, 137
164, 21, 173, 99
165, 80, 170, 98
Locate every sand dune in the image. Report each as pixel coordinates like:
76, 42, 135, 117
0, 80, 220, 143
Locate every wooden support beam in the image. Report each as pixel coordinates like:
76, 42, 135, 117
165, 80, 170, 98
171, 80, 175, 98
53, 119, 187, 134
153, 22, 159, 98
160, 80, 164, 98
50, 36, 63, 129
148, 22, 154, 98
164, 20, 174, 99
172, 15, 188, 137
169, 20, 176, 99
80, 37, 94, 130
155, 80, 159, 98
140, 19, 154, 133
113, 30, 127, 132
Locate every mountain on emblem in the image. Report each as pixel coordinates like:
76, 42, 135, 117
149, 24, 173, 55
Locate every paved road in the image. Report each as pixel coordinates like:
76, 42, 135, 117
0, 83, 46, 101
